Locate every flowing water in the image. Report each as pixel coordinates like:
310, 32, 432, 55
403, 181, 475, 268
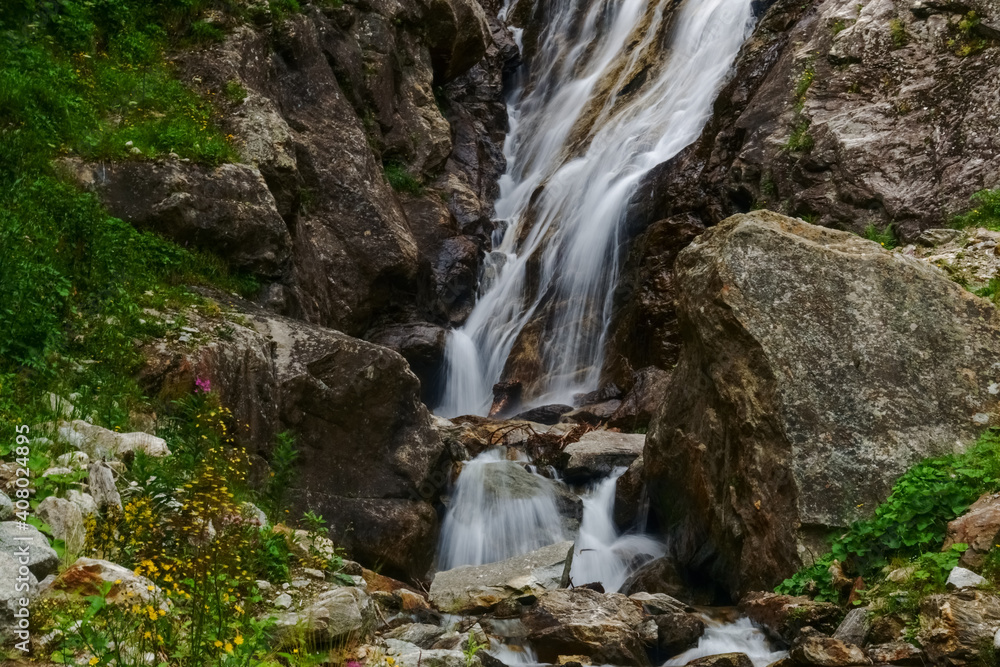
433, 0, 783, 662
570, 467, 664, 592
437, 0, 757, 417
665, 617, 788, 667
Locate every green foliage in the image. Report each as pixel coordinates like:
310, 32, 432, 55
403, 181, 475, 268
785, 120, 814, 152
0, 0, 263, 447
778, 429, 1000, 601
464, 631, 486, 667
863, 223, 899, 249
793, 63, 816, 112
949, 12, 990, 56
384, 161, 424, 195
952, 189, 1000, 231
869, 544, 968, 621
889, 19, 909, 48
975, 277, 1000, 306
262, 431, 299, 515
224, 79, 249, 103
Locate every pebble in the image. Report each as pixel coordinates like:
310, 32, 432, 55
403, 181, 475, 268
274, 593, 293, 609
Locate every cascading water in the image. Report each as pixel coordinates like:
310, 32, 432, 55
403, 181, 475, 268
436, 450, 568, 571
437, 0, 757, 417
570, 467, 664, 592
666, 617, 788, 667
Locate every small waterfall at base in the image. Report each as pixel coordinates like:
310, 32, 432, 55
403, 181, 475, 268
436, 0, 757, 417
665, 617, 788, 667
570, 468, 664, 593
436, 450, 567, 571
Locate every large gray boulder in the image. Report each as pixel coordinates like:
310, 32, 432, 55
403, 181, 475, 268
139, 297, 448, 580
429, 541, 574, 614
647, 212, 1000, 595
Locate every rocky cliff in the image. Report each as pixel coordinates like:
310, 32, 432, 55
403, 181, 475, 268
606, 0, 1000, 385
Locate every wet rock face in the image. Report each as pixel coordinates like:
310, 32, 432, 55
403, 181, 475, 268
646, 211, 1000, 595
634, 0, 1000, 242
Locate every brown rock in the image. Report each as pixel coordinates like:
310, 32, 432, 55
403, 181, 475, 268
740, 593, 844, 643
943, 492, 1000, 569
654, 612, 705, 657
522, 588, 653, 666
634, 0, 1000, 242
608, 367, 673, 432
685, 653, 754, 667
917, 591, 1000, 666
60, 159, 291, 278
789, 635, 871, 667
140, 296, 447, 580
865, 642, 924, 666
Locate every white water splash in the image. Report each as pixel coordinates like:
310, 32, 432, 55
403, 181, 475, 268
665, 617, 788, 667
436, 450, 567, 570
437, 0, 756, 417
570, 467, 664, 593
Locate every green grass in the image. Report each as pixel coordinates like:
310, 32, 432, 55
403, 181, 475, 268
952, 189, 1000, 230
777, 429, 1000, 602
863, 223, 899, 249
384, 160, 424, 195
0, 0, 263, 442
785, 120, 814, 152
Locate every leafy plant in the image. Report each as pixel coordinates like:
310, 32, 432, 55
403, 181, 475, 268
889, 19, 908, 47
464, 630, 486, 667
778, 429, 1000, 601
863, 223, 899, 249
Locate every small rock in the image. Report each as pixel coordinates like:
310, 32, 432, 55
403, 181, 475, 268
833, 607, 870, 647
87, 462, 122, 509
562, 431, 644, 481
0, 492, 12, 521
270, 587, 372, 648
866, 642, 923, 666
429, 541, 573, 614
790, 635, 872, 667
291, 579, 309, 588
48, 393, 75, 419
916, 228, 963, 247
946, 566, 986, 590
0, 522, 60, 579
256, 580, 272, 591
303, 568, 325, 580
386, 623, 447, 649
56, 451, 90, 469
49, 558, 164, 607
685, 653, 754, 667
42, 466, 74, 478
65, 490, 98, 517
36, 496, 86, 555
273, 593, 293, 609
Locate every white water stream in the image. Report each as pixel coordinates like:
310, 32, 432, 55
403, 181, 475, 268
437, 0, 757, 417
433, 0, 782, 663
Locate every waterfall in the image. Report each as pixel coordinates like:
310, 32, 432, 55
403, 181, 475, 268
665, 617, 788, 667
436, 450, 568, 570
570, 467, 664, 593
436, 0, 756, 417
